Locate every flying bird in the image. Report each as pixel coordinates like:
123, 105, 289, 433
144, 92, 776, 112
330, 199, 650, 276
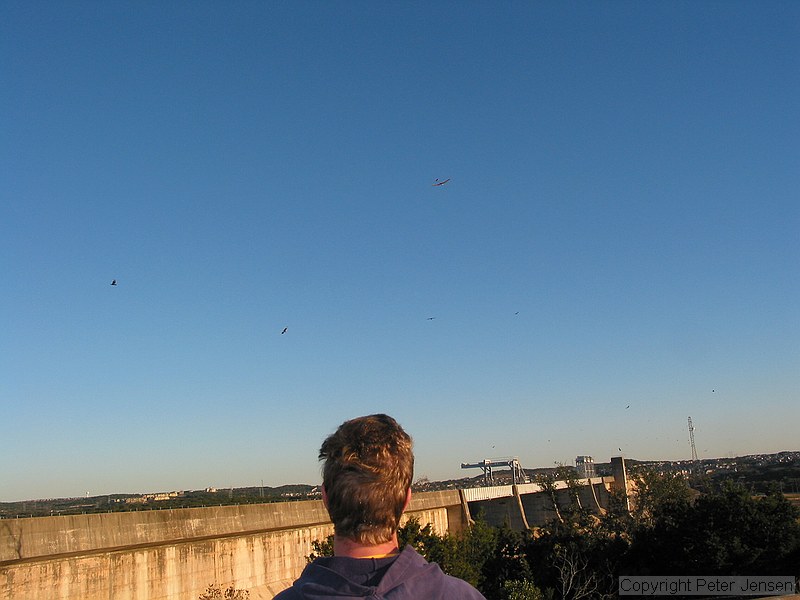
432, 178, 451, 186
426, 317, 436, 320
110, 280, 117, 286
625, 405, 630, 409
281, 327, 288, 334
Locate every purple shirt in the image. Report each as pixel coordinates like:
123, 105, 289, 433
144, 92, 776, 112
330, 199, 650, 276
273, 545, 486, 599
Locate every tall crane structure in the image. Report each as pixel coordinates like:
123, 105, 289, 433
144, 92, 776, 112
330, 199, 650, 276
688, 416, 698, 462
461, 457, 529, 485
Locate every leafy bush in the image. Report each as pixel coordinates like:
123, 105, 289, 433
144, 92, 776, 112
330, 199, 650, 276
501, 579, 544, 600
306, 534, 334, 562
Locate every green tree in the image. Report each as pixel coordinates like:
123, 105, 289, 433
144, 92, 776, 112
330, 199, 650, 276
526, 521, 621, 600
306, 533, 334, 562
688, 481, 800, 575
398, 516, 449, 566
557, 464, 592, 525
626, 476, 800, 577
630, 467, 692, 528
501, 579, 544, 600
479, 524, 535, 599
534, 472, 563, 524
441, 516, 499, 591
598, 488, 635, 540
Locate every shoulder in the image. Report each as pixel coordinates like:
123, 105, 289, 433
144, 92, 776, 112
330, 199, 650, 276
390, 547, 486, 599
439, 574, 487, 599
272, 588, 300, 600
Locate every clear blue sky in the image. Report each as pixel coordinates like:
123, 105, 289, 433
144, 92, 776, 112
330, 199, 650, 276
2, 2, 798, 502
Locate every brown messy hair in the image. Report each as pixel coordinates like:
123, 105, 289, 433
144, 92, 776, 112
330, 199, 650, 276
319, 414, 414, 545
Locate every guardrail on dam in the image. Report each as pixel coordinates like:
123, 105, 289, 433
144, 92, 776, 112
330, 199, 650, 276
1, 462, 626, 600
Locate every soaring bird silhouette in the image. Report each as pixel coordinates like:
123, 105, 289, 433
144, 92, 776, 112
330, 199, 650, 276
281, 327, 288, 334
110, 280, 117, 286
432, 178, 451, 186
426, 317, 436, 320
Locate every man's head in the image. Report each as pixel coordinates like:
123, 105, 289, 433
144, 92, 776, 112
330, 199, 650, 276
319, 414, 414, 545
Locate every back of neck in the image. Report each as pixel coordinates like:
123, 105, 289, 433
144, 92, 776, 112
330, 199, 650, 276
333, 534, 400, 558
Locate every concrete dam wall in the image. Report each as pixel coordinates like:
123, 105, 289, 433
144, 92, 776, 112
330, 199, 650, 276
0, 491, 463, 600
1, 472, 622, 600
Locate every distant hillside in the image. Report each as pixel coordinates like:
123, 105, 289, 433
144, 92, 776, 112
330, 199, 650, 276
3, 451, 797, 519
0, 484, 321, 519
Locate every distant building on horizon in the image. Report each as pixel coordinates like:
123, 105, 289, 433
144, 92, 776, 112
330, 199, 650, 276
575, 455, 595, 478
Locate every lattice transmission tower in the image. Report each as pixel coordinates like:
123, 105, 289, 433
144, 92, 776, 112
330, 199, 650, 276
688, 416, 698, 461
